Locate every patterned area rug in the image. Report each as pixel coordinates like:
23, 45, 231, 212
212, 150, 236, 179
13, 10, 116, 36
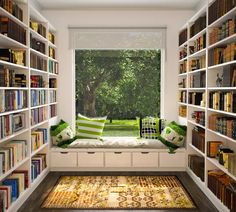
42, 176, 196, 209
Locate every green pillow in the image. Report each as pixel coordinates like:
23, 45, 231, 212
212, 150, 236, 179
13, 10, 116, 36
51, 120, 75, 146
76, 113, 107, 139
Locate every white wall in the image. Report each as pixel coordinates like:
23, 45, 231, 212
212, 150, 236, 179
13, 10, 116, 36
42, 9, 194, 129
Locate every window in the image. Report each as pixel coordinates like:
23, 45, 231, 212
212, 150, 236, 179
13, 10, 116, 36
75, 49, 161, 136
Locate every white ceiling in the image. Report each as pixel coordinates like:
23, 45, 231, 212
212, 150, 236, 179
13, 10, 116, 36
36, 0, 202, 10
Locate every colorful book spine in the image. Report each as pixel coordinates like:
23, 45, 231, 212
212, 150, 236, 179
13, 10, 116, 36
31, 90, 47, 107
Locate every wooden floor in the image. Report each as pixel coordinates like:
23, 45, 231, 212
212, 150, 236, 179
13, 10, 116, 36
18, 172, 219, 212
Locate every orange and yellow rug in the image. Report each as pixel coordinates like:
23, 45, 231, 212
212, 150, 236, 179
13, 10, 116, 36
42, 175, 196, 209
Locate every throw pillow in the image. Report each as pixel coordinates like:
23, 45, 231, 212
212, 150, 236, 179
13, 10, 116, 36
50, 120, 75, 146
76, 113, 107, 139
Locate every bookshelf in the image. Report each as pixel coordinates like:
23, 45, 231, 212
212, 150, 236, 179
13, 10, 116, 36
0, 0, 59, 211
178, 1, 236, 211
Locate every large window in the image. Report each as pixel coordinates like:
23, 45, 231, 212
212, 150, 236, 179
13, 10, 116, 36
75, 49, 161, 136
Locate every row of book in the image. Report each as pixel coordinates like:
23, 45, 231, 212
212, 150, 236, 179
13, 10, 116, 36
179, 60, 187, 74
208, 170, 236, 212
208, 43, 236, 66
189, 72, 206, 88
48, 60, 59, 74
191, 111, 205, 126
0, 170, 28, 210
178, 91, 187, 103
188, 154, 205, 182
189, 34, 206, 55
178, 78, 186, 88
31, 90, 47, 107
50, 104, 57, 118
31, 153, 47, 182
0, 49, 25, 66
209, 91, 236, 113
179, 105, 187, 117
31, 128, 48, 152
30, 34, 46, 55
49, 46, 55, 59
209, 16, 236, 45
30, 53, 47, 72
48, 32, 55, 44
189, 92, 206, 107
190, 15, 206, 38
208, 0, 236, 25
31, 75, 46, 88
189, 55, 206, 71
31, 107, 47, 126
0, 90, 27, 113
179, 28, 187, 46
0, 140, 27, 174
0, 66, 26, 87
49, 90, 56, 103
179, 46, 187, 60
208, 114, 236, 139
30, 20, 46, 38
49, 78, 57, 88
192, 127, 205, 153
0, 113, 25, 139
0, 16, 26, 45
0, 0, 23, 22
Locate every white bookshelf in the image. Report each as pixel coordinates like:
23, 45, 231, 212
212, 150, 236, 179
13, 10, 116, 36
178, 1, 236, 212
0, 0, 59, 211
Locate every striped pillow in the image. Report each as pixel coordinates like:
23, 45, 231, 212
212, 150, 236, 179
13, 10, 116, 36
76, 114, 107, 139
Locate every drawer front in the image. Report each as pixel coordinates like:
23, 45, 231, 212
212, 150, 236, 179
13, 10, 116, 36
132, 152, 158, 167
159, 152, 185, 168
77, 152, 104, 167
105, 152, 131, 167
51, 152, 77, 167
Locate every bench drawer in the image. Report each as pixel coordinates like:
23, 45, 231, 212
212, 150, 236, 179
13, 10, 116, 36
51, 152, 77, 167
159, 152, 185, 167
105, 152, 131, 167
77, 152, 104, 167
132, 152, 158, 167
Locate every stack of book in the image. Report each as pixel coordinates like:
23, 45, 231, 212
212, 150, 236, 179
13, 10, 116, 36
209, 91, 236, 112
30, 53, 47, 71
31, 107, 47, 126
189, 92, 206, 106
30, 34, 46, 54
31, 128, 48, 152
30, 20, 46, 38
179, 46, 187, 60
178, 91, 187, 103
0, 140, 27, 174
48, 60, 59, 74
0, 90, 27, 113
189, 34, 206, 54
30, 75, 45, 88
48, 32, 55, 44
192, 127, 205, 153
49, 46, 55, 59
31, 153, 47, 182
209, 17, 236, 45
179, 28, 187, 46
0, 49, 25, 66
0, 170, 28, 210
208, 0, 236, 25
188, 154, 205, 181
50, 105, 57, 118
179, 105, 187, 117
0, 16, 26, 45
191, 111, 205, 126
207, 141, 223, 158
49, 78, 57, 88
208, 170, 236, 211
31, 90, 47, 107
190, 15, 206, 38
0, 113, 25, 139
189, 72, 206, 88
208, 114, 236, 139
49, 90, 56, 103
0, 0, 23, 21
189, 56, 206, 71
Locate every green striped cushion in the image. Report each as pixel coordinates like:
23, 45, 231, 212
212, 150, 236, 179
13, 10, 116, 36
76, 114, 107, 139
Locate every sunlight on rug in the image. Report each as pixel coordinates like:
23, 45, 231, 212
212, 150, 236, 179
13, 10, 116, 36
42, 176, 196, 209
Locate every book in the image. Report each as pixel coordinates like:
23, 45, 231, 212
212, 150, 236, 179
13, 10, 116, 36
31, 90, 47, 107
188, 154, 205, 182
48, 60, 59, 74
30, 53, 47, 71
192, 127, 205, 153
179, 28, 187, 46
190, 15, 206, 38
0, 0, 23, 21
31, 107, 47, 126
0, 186, 11, 209
30, 75, 46, 88
0, 49, 25, 66
30, 34, 46, 54
30, 20, 46, 38
2, 178, 19, 202
50, 104, 57, 118
207, 141, 223, 158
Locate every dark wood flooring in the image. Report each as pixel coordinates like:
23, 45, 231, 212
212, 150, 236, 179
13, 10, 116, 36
18, 172, 219, 212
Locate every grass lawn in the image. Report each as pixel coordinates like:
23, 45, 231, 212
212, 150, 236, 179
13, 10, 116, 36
103, 119, 139, 137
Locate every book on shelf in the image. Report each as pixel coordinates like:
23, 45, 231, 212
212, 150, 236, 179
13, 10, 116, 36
30, 34, 46, 55
189, 56, 206, 71
0, 186, 10, 210
190, 15, 206, 38
208, 169, 236, 211
179, 60, 187, 74
188, 154, 205, 182
179, 28, 187, 46
50, 104, 57, 118
31, 153, 47, 182
207, 141, 223, 158
48, 32, 55, 44
189, 92, 206, 106
218, 146, 234, 168
31, 128, 48, 152
0, 16, 26, 45
0, 113, 25, 139
192, 126, 205, 153
179, 46, 187, 60
221, 65, 236, 87
228, 154, 236, 176
31, 107, 47, 126
49, 78, 57, 88
48, 46, 55, 59
30, 20, 46, 38
30, 75, 46, 88
31, 90, 47, 107
0, 0, 23, 21
189, 33, 206, 54
49, 90, 56, 103
30, 53, 47, 72
0, 90, 27, 113
178, 91, 187, 103
191, 111, 205, 126
189, 72, 206, 88
48, 60, 58, 74
178, 78, 186, 88
0, 49, 25, 66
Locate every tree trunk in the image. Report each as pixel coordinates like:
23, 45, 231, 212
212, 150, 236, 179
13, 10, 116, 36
83, 89, 96, 117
